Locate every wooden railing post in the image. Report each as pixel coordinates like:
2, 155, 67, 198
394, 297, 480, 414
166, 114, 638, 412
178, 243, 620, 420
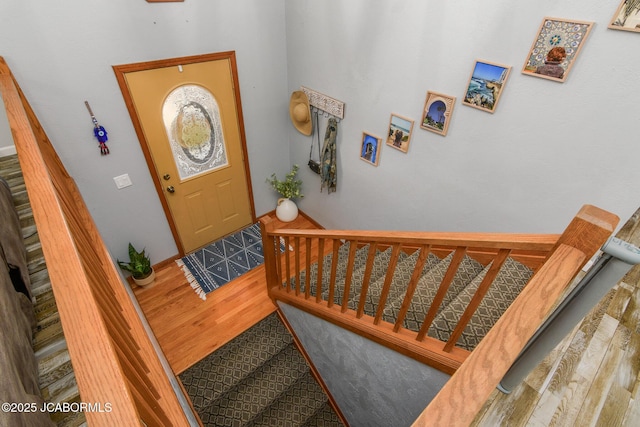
259, 215, 279, 298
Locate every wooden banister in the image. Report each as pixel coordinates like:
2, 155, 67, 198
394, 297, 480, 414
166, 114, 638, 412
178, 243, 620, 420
260, 216, 562, 373
0, 57, 191, 426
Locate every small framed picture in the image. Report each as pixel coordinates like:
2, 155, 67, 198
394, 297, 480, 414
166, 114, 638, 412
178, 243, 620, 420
522, 17, 594, 82
421, 91, 456, 136
609, 1, 640, 33
386, 114, 414, 153
462, 60, 512, 114
360, 132, 382, 166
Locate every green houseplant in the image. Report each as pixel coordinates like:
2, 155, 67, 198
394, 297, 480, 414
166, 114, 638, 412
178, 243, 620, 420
266, 164, 303, 222
117, 243, 155, 287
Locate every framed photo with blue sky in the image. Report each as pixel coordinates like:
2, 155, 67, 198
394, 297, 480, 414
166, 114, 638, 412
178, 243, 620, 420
360, 132, 381, 166
462, 60, 511, 114
386, 114, 414, 153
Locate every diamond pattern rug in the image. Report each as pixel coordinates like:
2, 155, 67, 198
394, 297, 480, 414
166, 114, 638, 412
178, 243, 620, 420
177, 223, 269, 300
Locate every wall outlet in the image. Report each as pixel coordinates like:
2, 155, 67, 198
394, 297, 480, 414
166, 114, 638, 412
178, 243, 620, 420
114, 173, 132, 189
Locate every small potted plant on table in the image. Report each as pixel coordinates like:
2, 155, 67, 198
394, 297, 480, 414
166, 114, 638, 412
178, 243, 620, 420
266, 164, 303, 222
117, 243, 156, 287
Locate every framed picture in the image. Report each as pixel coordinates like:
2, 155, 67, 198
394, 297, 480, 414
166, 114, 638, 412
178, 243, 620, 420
609, 1, 640, 33
462, 60, 511, 114
421, 91, 456, 136
522, 17, 594, 83
360, 132, 382, 166
386, 114, 414, 153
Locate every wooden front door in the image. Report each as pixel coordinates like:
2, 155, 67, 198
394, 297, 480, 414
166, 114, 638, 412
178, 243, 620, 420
114, 52, 254, 254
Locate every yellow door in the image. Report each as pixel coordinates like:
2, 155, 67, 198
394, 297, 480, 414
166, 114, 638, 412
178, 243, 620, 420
115, 53, 254, 254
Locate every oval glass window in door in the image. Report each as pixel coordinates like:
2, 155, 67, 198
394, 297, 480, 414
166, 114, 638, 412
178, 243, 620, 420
163, 84, 228, 180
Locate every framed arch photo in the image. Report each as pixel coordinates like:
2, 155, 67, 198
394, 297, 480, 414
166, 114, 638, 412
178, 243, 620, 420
421, 91, 456, 136
609, 0, 640, 33
360, 132, 381, 166
522, 17, 594, 83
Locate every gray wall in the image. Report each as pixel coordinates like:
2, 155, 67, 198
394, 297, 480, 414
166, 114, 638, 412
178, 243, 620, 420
286, 0, 640, 235
280, 303, 450, 427
1, 0, 639, 264
0, 0, 290, 264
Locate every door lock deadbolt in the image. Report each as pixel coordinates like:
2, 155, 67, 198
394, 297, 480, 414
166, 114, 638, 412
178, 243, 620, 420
163, 174, 171, 181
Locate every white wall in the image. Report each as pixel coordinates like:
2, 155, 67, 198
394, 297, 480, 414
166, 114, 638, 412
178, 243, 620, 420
0, 0, 290, 263
286, 0, 640, 234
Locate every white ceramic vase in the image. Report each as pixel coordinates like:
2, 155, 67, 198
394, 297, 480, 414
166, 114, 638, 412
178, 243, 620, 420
133, 268, 156, 288
276, 198, 298, 222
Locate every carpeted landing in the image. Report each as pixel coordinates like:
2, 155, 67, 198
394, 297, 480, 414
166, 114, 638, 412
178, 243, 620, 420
179, 313, 344, 426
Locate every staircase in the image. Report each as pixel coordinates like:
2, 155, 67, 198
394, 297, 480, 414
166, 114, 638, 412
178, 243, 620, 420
179, 313, 344, 426
291, 241, 533, 352
177, 240, 533, 426
0, 154, 86, 427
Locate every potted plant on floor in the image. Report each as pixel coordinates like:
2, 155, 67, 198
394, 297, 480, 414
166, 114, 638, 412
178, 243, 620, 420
117, 243, 156, 287
266, 164, 303, 222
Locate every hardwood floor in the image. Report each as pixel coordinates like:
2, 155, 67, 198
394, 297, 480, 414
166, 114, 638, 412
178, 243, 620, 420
132, 212, 320, 375
133, 209, 640, 426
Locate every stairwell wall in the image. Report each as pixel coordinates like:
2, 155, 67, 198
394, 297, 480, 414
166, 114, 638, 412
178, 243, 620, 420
285, 0, 640, 236
0, 0, 290, 264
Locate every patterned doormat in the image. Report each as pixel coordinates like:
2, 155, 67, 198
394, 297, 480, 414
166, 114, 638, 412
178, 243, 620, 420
177, 223, 270, 300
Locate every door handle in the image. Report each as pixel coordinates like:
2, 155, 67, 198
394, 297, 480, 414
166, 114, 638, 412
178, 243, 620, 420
166, 186, 175, 193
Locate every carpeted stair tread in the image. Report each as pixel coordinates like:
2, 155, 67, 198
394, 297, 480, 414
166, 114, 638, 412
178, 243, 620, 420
329, 245, 396, 308
195, 343, 310, 426
383, 253, 485, 331
355, 250, 441, 318
321, 244, 373, 306
344, 247, 408, 313
180, 314, 294, 409
290, 241, 353, 297
246, 370, 330, 427
428, 257, 533, 350
302, 401, 344, 427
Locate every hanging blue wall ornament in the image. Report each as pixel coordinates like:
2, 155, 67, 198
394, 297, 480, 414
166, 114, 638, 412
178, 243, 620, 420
84, 101, 110, 155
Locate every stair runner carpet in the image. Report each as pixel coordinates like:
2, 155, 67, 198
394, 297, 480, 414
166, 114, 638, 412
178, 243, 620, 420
0, 154, 86, 427
179, 313, 344, 426
291, 242, 534, 352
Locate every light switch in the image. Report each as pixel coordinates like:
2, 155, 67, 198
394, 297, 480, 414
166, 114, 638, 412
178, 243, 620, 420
114, 173, 132, 189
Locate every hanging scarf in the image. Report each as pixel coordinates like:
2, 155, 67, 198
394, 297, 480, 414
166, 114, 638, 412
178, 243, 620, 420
320, 118, 338, 193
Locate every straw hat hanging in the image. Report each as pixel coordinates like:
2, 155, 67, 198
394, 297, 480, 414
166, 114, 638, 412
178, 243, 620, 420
289, 91, 312, 136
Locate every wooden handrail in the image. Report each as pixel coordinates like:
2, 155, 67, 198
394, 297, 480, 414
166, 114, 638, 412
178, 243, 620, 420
0, 57, 191, 426
264, 228, 561, 251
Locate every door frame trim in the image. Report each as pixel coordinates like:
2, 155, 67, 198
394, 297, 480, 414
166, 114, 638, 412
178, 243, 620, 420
113, 51, 256, 255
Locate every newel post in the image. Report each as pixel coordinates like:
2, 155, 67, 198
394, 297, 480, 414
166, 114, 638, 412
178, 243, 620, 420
259, 215, 279, 299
